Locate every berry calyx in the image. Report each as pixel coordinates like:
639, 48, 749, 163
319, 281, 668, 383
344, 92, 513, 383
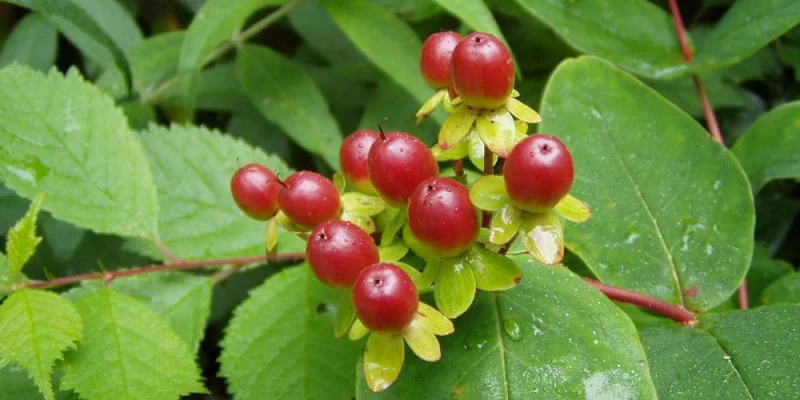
450, 32, 514, 110
340, 129, 380, 194
407, 177, 478, 257
420, 31, 462, 89
306, 220, 379, 289
352, 263, 418, 333
230, 163, 283, 220
368, 132, 439, 206
503, 134, 574, 212
278, 171, 342, 229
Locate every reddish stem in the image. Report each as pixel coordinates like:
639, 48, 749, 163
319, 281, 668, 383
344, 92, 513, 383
737, 281, 750, 309
585, 278, 696, 324
453, 159, 464, 178
13, 253, 305, 291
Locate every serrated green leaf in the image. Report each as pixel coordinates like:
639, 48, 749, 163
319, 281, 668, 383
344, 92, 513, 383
108, 272, 212, 351
220, 266, 361, 399
342, 193, 385, 216
469, 175, 509, 212
489, 203, 522, 245
438, 105, 477, 149
357, 259, 658, 399
137, 124, 302, 260
434, 257, 476, 319
762, 273, 800, 305
128, 31, 183, 96
0, 65, 159, 239
511, 0, 684, 79
60, 288, 205, 400
466, 246, 521, 291
0, 290, 82, 400
0, 13, 58, 71
0, 364, 43, 400
690, 0, 800, 75
732, 101, 800, 192
0, 253, 10, 293
540, 56, 754, 310
6, 193, 43, 276
519, 211, 564, 265
179, 0, 288, 109
236, 44, 342, 167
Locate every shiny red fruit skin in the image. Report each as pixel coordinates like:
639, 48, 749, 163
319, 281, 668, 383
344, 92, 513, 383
408, 177, 479, 257
278, 171, 342, 229
230, 163, 283, 220
340, 129, 380, 194
307, 221, 379, 289
420, 31, 462, 89
450, 32, 514, 110
367, 132, 439, 207
352, 263, 418, 333
503, 134, 574, 212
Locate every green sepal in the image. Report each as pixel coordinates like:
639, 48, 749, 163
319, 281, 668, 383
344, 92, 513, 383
394, 262, 423, 288
402, 223, 439, 261
415, 89, 446, 124
332, 172, 347, 193
467, 129, 495, 170
417, 259, 442, 289
519, 211, 564, 265
334, 291, 356, 338
380, 208, 407, 246
431, 140, 468, 162
363, 332, 405, 392
402, 316, 440, 362
466, 246, 522, 291
342, 192, 386, 216
349, 318, 369, 341
265, 217, 279, 252
506, 97, 542, 123
489, 203, 522, 245
6, 193, 44, 277
341, 211, 376, 234
475, 108, 518, 157
415, 302, 454, 335
469, 175, 509, 212
275, 210, 307, 234
379, 242, 409, 262
553, 194, 591, 223
433, 256, 476, 319
438, 104, 477, 149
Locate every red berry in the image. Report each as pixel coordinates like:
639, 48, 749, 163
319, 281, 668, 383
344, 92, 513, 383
368, 132, 439, 206
450, 32, 514, 110
306, 221, 379, 289
230, 163, 283, 220
420, 31, 462, 89
408, 177, 478, 257
278, 171, 342, 229
503, 134, 574, 212
352, 263, 418, 333
340, 129, 380, 194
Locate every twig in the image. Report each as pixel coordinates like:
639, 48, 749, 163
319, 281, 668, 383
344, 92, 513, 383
154, 239, 181, 264
737, 282, 750, 309
11, 253, 305, 291
585, 278, 697, 324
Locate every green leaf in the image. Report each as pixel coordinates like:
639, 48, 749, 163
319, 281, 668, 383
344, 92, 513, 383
488, 203, 522, 245
648, 73, 748, 118
360, 78, 442, 145
220, 265, 361, 399
732, 101, 800, 192
0, 290, 82, 400
127, 31, 183, 95
363, 333, 405, 393
745, 245, 793, 306
0, 364, 42, 400
137, 124, 301, 259
690, 0, 800, 74
6, 193, 43, 277
109, 272, 212, 351
236, 45, 342, 167
179, 0, 288, 109
511, 0, 684, 79
0, 13, 58, 71
469, 175, 509, 212
465, 246, 521, 291
357, 260, 657, 399
0, 65, 159, 239
161, 63, 252, 112
434, 257, 476, 319
762, 273, 800, 304
539, 56, 754, 310
60, 288, 205, 400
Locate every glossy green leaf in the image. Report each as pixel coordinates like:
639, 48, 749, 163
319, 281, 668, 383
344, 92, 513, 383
691, 0, 800, 74
476, 108, 519, 157
6, 193, 43, 276
434, 257, 476, 318
466, 245, 521, 291
489, 203, 522, 245
220, 266, 361, 399
0, 290, 82, 400
237, 45, 341, 167
127, 31, 183, 96
342, 193, 385, 216
511, 0, 684, 79
732, 101, 800, 192
402, 317, 440, 362
762, 273, 800, 304
138, 124, 301, 259
540, 56, 754, 310
438, 105, 476, 148
60, 288, 205, 400
358, 260, 657, 399
469, 175, 509, 212
0, 13, 58, 71
648, 73, 748, 118
554, 194, 591, 223
364, 333, 405, 393
744, 246, 793, 306
0, 65, 159, 239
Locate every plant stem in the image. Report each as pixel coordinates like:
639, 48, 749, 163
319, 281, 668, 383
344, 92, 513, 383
139, 0, 304, 105
738, 282, 750, 309
585, 278, 696, 324
667, 0, 724, 144
154, 239, 180, 263
11, 252, 305, 291
482, 144, 493, 228
453, 159, 464, 178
